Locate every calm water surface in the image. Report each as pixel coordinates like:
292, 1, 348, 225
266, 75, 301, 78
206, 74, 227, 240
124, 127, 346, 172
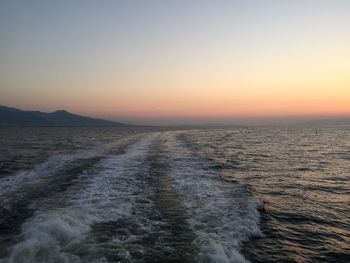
0, 126, 349, 262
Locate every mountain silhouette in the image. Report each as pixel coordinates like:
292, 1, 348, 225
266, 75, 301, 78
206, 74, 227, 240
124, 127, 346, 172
0, 106, 129, 127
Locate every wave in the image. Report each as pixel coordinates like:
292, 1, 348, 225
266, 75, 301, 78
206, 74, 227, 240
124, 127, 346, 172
2, 131, 262, 262
0, 134, 143, 206
165, 132, 262, 263
3, 134, 157, 263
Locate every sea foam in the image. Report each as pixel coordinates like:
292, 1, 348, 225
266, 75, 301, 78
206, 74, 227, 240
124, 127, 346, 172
165, 131, 262, 263
4, 134, 156, 263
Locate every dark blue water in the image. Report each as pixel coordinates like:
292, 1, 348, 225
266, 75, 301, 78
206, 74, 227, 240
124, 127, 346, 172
0, 127, 349, 262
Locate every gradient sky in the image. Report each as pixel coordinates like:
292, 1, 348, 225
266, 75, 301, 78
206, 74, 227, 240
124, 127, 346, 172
1, 0, 350, 124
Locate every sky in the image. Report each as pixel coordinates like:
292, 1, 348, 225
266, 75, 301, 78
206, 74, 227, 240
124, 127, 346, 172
1, 0, 350, 125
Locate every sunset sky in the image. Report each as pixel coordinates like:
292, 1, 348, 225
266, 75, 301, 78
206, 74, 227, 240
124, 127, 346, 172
1, 0, 350, 124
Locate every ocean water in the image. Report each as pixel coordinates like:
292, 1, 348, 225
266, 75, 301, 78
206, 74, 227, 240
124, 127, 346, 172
0, 126, 349, 262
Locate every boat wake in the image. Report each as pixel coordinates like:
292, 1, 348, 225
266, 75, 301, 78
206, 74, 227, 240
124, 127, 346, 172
0, 132, 262, 263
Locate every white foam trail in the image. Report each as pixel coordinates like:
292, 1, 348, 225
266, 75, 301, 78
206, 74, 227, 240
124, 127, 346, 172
0, 133, 142, 206
4, 134, 157, 263
164, 131, 262, 263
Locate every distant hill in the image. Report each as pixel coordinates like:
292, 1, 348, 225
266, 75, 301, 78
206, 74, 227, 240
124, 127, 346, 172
0, 106, 129, 127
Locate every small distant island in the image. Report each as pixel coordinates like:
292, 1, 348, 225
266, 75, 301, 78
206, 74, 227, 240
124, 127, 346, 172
0, 105, 129, 127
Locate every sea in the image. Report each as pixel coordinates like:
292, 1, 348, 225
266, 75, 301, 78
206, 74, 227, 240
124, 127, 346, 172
0, 126, 349, 263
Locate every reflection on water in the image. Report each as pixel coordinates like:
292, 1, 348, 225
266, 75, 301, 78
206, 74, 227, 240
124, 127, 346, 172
0, 126, 349, 262
181, 127, 350, 262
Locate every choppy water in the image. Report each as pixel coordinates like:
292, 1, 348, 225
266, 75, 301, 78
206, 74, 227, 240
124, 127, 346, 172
0, 127, 349, 262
